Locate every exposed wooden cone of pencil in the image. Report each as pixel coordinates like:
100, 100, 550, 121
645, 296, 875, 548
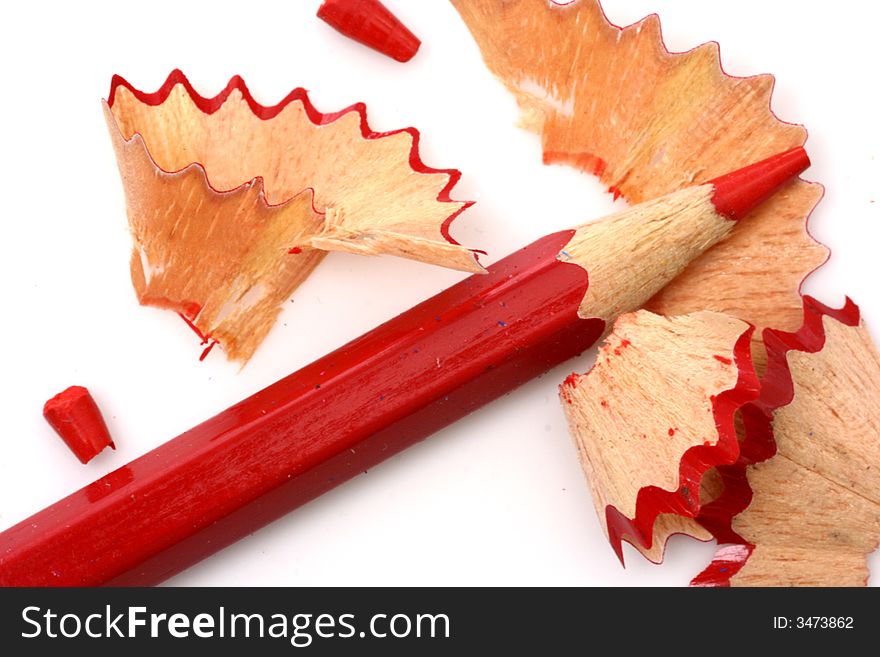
104, 71, 481, 364
559, 310, 759, 562
560, 147, 811, 327
452, 0, 827, 335
693, 298, 880, 587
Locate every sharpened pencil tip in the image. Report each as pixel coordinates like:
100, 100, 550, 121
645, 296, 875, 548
709, 146, 810, 220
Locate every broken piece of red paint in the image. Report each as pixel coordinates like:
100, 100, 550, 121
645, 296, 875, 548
0, 151, 805, 586
42, 386, 115, 465
318, 0, 421, 62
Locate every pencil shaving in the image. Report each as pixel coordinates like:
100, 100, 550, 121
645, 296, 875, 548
105, 70, 481, 363
451, 0, 827, 333
560, 310, 758, 563
696, 298, 862, 545
694, 298, 880, 587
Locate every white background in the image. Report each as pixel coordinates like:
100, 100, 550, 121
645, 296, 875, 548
0, 0, 877, 586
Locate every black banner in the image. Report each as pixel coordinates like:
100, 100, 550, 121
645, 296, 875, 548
0, 587, 874, 653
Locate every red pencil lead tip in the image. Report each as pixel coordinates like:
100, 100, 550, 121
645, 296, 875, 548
709, 146, 810, 220
317, 0, 421, 63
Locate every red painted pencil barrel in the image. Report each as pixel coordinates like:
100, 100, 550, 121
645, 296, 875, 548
0, 231, 602, 586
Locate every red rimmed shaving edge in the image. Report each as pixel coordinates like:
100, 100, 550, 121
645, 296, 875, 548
696, 297, 861, 544
561, 295, 880, 586
693, 297, 880, 587
105, 70, 481, 363
560, 311, 760, 563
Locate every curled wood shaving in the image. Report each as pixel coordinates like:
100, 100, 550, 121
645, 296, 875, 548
560, 310, 758, 562
694, 298, 880, 587
105, 71, 482, 363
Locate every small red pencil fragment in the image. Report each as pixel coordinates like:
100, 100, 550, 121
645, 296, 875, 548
43, 386, 115, 464
317, 0, 421, 63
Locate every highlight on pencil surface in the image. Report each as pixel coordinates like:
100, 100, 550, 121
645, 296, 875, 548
104, 70, 482, 363
693, 298, 880, 587
451, 0, 828, 334
559, 310, 759, 563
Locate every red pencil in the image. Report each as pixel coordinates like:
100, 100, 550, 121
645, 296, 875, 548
0, 148, 808, 586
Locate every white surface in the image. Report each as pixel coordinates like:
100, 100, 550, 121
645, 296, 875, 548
0, 0, 877, 586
